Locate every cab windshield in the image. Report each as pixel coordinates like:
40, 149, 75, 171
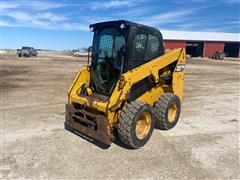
91, 27, 125, 95
22, 47, 31, 49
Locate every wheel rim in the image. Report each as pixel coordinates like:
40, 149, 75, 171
168, 104, 177, 123
135, 111, 151, 139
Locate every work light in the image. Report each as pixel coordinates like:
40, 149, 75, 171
90, 25, 94, 32
120, 23, 126, 29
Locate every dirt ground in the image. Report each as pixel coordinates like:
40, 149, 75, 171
0, 53, 239, 179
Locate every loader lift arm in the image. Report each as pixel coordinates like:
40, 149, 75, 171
107, 48, 186, 124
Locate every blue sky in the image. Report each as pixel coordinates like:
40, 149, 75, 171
1, 0, 240, 50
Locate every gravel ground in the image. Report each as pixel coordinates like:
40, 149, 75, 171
0, 55, 239, 179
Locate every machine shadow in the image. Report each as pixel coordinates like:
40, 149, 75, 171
112, 131, 135, 150
65, 123, 134, 149
112, 138, 134, 150
64, 123, 110, 149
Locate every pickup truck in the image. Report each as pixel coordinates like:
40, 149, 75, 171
17, 47, 37, 57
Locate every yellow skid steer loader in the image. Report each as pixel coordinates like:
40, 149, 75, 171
65, 20, 186, 148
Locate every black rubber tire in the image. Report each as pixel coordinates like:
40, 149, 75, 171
117, 101, 155, 149
154, 93, 181, 130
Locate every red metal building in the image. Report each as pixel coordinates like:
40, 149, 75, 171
204, 42, 225, 57
164, 40, 186, 49
162, 30, 240, 58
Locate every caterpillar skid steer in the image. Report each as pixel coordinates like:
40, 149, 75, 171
65, 20, 186, 148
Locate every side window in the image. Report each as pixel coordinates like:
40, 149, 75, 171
133, 33, 147, 60
145, 34, 159, 60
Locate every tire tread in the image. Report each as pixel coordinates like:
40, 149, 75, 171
118, 101, 151, 148
154, 93, 180, 130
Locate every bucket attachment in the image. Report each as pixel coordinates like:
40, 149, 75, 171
65, 104, 112, 145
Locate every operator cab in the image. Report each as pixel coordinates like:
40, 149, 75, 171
89, 20, 164, 95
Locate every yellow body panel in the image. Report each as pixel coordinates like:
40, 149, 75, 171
68, 66, 90, 103
137, 85, 164, 106
172, 49, 186, 101
68, 66, 108, 113
68, 48, 186, 128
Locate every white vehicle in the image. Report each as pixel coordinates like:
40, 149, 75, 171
73, 51, 88, 57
